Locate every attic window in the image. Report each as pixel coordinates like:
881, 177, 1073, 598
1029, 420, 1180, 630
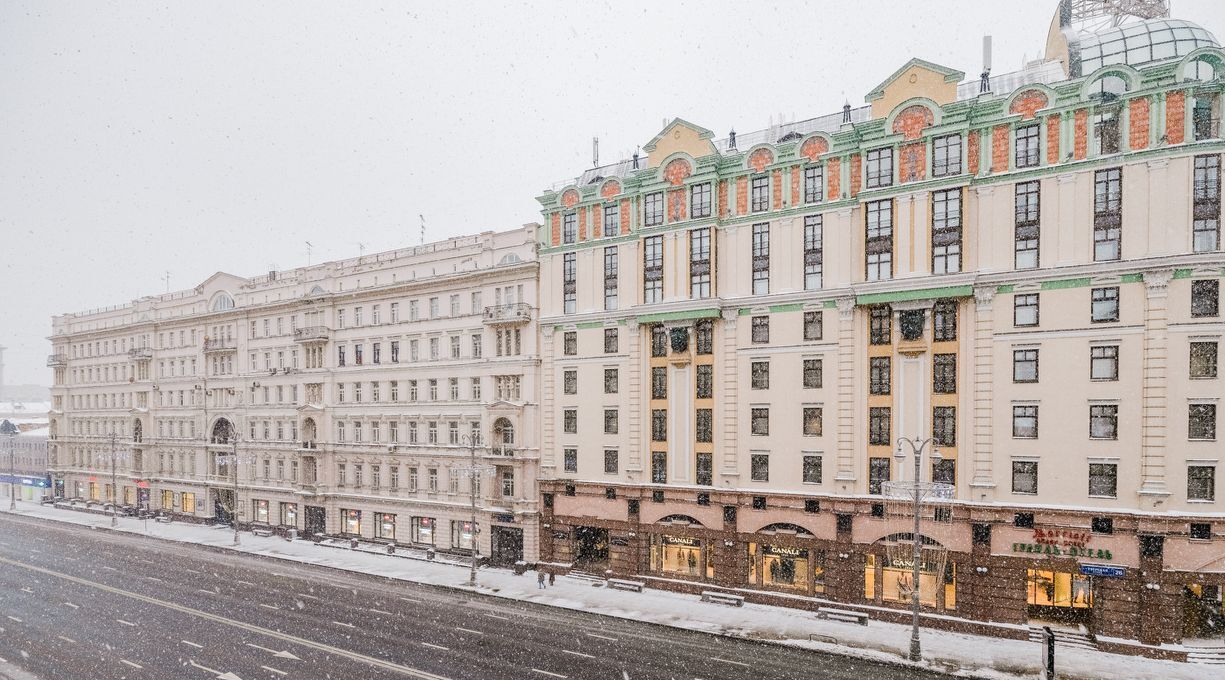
211, 292, 235, 312
777, 131, 803, 143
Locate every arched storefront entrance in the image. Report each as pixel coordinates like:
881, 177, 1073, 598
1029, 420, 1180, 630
865, 533, 957, 612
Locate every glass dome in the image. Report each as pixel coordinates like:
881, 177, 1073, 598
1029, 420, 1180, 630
1078, 19, 1218, 75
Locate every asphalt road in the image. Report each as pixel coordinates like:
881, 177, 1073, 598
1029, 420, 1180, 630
0, 513, 949, 680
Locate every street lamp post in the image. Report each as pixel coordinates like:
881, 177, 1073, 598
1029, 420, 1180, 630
458, 433, 493, 588
895, 436, 942, 663
108, 431, 119, 527
5, 423, 18, 511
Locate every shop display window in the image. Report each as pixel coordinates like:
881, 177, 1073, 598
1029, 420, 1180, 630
1027, 569, 1093, 608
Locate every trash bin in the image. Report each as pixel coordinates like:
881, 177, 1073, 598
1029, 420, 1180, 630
386, 543, 396, 555
350, 538, 359, 549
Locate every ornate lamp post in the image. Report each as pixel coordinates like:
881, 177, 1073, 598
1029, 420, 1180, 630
892, 435, 945, 662
3, 419, 19, 511
457, 433, 494, 587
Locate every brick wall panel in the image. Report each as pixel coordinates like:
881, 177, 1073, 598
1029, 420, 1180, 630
1009, 89, 1049, 120
899, 142, 926, 183
991, 124, 1009, 173
1046, 113, 1061, 165
1166, 91, 1186, 145
790, 166, 801, 206
967, 131, 980, 176
620, 198, 631, 234
1074, 109, 1089, 160
736, 176, 748, 214
849, 154, 862, 197
827, 157, 841, 201
772, 169, 783, 208
718, 180, 728, 219
550, 213, 561, 246
1130, 96, 1150, 150
592, 203, 602, 238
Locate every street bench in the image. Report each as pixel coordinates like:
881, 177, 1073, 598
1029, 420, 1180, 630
700, 591, 744, 607
816, 607, 869, 625
606, 578, 645, 593
251, 525, 275, 538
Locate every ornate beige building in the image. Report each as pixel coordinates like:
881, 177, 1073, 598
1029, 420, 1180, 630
48, 227, 541, 564
533, 12, 1224, 653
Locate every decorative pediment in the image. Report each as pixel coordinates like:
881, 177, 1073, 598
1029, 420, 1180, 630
866, 58, 963, 119
643, 118, 717, 169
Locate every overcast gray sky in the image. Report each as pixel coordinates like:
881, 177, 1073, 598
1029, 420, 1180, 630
2, 1, 1223, 388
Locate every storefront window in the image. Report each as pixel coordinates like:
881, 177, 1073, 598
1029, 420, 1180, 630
754, 544, 815, 591
452, 520, 475, 550
1028, 569, 1093, 609
123, 487, 135, 505
375, 512, 396, 540
865, 554, 876, 599
253, 499, 269, 523
341, 508, 361, 535
651, 535, 708, 578
413, 516, 435, 544
160, 489, 173, 509
280, 502, 297, 526
880, 554, 942, 607
181, 492, 196, 513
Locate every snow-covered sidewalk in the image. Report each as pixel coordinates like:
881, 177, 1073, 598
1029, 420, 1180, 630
0, 502, 1209, 680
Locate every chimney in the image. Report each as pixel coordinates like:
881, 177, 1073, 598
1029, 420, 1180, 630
979, 35, 993, 94
727, 129, 737, 150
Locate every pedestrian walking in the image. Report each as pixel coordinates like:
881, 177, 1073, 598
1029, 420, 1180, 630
548, 573, 556, 586
537, 569, 547, 589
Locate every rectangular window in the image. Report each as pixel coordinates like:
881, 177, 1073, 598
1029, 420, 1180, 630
564, 448, 577, 473
869, 305, 891, 345
604, 449, 618, 474
750, 361, 769, 390
803, 165, 824, 203
603, 246, 618, 311
563, 331, 577, 355
868, 457, 890, 495
651, 366, 667, 399
563, 409, 577, 434
869, 407, 891, 445
1090, 404, 1119, 439
751, 316, 769, 344
1090, 345, 1119, 381
751, 223, 770, 295
1014, 181, 1040, 269
931, 189, 962, 274
696, 409, 713, 443
562, 212, 576, 244
803, 455, 822, 484
932, 134, 962, 177
932, 406, 956, 446
1014, 293, 1039, 326
1188, 465, 1216, 501
650, 325, 667, 357
1012, 461, 1038, 494
562, 252, 577, 314
933, 353, 957, 393
803, 310, 823, 341
751, 454, 769, 482
651, 409, 667, 441
865, 200, 893, 281
563, 369, 577, 395
645, 192, 664, 227
604, 367, 618, 393
690, 182, 712, 218
869, 357, 891, 395
1192, 279, 1220, 317
604, 327, 618, 354
1089, 463, 1118, 498
695, 453, 713, 486
689, 228, 711, 299
1094, 108, 1121, 155
643, 235, 664, 304
1015, 124, 1040, 168
803, 215, 823, 290
1190, 404, 1217, 440
651, 451, 667, 484
1194, 154, 1221, 253
803, 407, 823, 436
696, 364, 713, 399
604, 409, 618, 435
603, 203, 620, 237
803, 358, 823, 389
933, 299, 957, 341
751, 175, 769, 212
1094, 168, 1122, 261
1013, 405, 1038, 438
1191, 341, 1219, 378
695, 320, 713, 354
1091, 287, 1120, 323
751, 407, 769, 436
1013, 349, 1039, 382
866, 147, 893, 188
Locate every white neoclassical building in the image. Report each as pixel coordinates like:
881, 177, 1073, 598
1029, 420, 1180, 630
47, 226, 541, 564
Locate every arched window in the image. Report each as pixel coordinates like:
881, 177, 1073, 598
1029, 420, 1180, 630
301, 418, 317, 447
493, 418, 514, 450
211, 292, 235, 312
133, 420, 143, 443
211, 418, 234, 444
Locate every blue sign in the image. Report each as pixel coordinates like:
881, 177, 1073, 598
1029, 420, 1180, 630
0, 474, 50, 488
1079, 564, 1125, 578
493, 513, 515, 523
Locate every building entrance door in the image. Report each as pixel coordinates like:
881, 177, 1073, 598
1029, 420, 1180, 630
490, 526, 524, 565
213, 489, 234, 525
574, 526, 609, 568
304, 505, 326, 537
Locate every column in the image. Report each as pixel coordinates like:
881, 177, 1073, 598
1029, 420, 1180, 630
970, 286, 997, 497
719, 309, 739, 477
835, 297, 857, 483
1139, 270, 1173, 504
539, 325, 556, 474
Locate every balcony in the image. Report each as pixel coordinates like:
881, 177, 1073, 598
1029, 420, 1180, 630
128, 347, 153, 360
294, 326, 331, 343
47, 354, 67, 367
299, 440, 318, 451
483, 303, 532, 325
203, 338, 237, 353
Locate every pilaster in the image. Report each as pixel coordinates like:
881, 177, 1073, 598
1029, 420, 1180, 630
540, 325, 556, 474
720, 309, 739, 478
835, 297, 857, 483
626, 322, 644, 477
970, 285, 997, 498
1139, 269, 1174, 504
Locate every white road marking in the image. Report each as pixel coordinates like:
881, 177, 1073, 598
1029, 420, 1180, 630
456, 627, 483, 635
62, 602, 79, 609
398, 596, 421, 603
120, 659, 143, 669
188, 659, 222, 675
181, 640, 204, 649
585, 632, 618, 641
562, 650, 594, 659
197, 589, 215, 595
261, 666, 288, 677
260, 603, 280, 610
145, 576, 162, 582
297, 593, 320, 600
236, 580, 255, 586
6, 616, 22, 623
56, 635, 76, 644
245, 642, 300, 660
370, 608, 394, 616
714, 658, 750, 667
532, 669, 567, 678
422, 643, 449, 651
100, 565, 118, 571
483, 613, 511, 621
0, 556, 450, 680
333, 620, 356, 628
20, 587, 32, 593
116, 619, 136, 626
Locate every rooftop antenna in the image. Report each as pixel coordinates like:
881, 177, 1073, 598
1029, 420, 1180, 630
980, 35, 993, 94
419, 214, 426, 245
162, 271, 171, 293
592, 136, 599, 168
357, 242, 367, 258
305, 241, 313, 266
631, 147, 640, 170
